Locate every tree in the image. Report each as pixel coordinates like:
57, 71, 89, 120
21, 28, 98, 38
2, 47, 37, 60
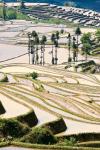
72, 37, 77, 62
41, 35, 47, 65
27, 32, 32, 64
54, 31, 59, 65
95, 28, 100, 43
51, 33, 55, 64
82, 43, 92, 61
67, 33, 72, 63
43, 35, 47, 65
75, 26, 82, 61
81, 33, 91, 44
54, 40, 58, 65
30, 40, 35, 64
31, 31, 39, 64
35, 36, 39, 64
3, 2, 6, 21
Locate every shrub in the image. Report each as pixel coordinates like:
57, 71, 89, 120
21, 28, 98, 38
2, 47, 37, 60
60, 29, 64, 34
58, 137, 76, 146
21, 127, 57, 144
0, 119, 30, 138
0, 74, 8, 82
30, 72, 38, 80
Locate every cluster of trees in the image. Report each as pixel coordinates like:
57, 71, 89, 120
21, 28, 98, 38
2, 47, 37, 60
67, 26, 81, 63
28, 31, 47, 65
28, 27, 82, 65
80, 28, 100, 59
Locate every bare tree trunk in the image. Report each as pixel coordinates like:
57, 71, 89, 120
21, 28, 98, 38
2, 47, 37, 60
43, 45, 45, 65
76, 35, 78, 62
55, 47, 57, 65
40, 46, 43, 65
52, 44, 54, 64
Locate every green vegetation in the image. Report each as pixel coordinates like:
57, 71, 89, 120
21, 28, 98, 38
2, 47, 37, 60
17, 11, 30, 20
58, 137, 77, 146
95, 28, 100, 43
20, 127, 57, 144
0, 119, 29, 138
81, 29, 100, 58
0, 7, 30, 20
40, 18, 78, 27
30, 72, 38, 80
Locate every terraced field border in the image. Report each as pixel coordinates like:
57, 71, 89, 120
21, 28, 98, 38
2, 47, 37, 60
0, 89, 38, 127
1, 74, 100, 124
1, 85, 98, 124
0, 141, 99, 150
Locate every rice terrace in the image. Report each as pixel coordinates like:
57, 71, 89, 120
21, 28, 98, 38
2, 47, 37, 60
0, 1, 100, 150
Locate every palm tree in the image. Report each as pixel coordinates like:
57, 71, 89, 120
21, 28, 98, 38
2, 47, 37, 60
3, 2, 6, 21
51, 33, 55, 65
54, 40, 58, 65
41, 35, 47, 65
31, 31, 39, 64
40, 40, 43, 65
27, 32, 32, 64
75, 26, 81, 62
67, 33, 72, 63
35, 35, 39, 64
30, 39, 35, 64
72, 37, 77, 62
54, 31, 59, 65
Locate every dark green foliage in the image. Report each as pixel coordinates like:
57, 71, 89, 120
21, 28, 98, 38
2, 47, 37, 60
21, 127, 57, 144
0, 101, 6, 115
30, 72, 38, 80
17, 110, 38, 127
75, 26, 82, 36
43, 118, 67, 134
81, 33, 91, 44
60, 29, 64, 34
0, 119, 29, 138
